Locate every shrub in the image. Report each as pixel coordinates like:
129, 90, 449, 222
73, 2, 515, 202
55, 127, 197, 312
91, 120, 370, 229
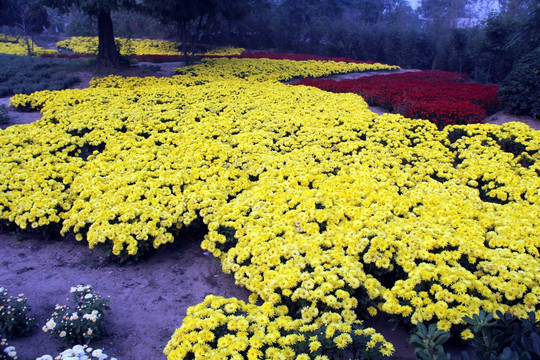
499, 47, 540, 119
408, 311, 540, 360
0, 287, 35, 338
42, 285, 110, 346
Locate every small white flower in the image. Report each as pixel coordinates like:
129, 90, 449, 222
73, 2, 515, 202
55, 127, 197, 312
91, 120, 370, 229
71, 344, 86, 355
61, 356, 78, 360
36, 355, 53, 360
92, 349, 108, 360
45, 319, 56, 330
84, 293, 93, 299
60, 349, 75, 356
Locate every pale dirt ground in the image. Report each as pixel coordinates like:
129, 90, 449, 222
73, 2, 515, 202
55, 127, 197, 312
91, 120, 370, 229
0, 65, 537, 360
0, 227, 250, 360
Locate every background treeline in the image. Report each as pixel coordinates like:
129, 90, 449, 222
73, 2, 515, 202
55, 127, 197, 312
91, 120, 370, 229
216, 0, 539, 85
1, 0, 538, 85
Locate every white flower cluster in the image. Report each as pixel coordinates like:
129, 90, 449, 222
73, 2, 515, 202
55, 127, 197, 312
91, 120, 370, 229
36, 344, 116, 360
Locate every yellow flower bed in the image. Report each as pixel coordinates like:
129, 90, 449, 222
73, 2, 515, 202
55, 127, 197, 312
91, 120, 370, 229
204, 46, 245, 56
173, 57, 399, 82
57, 36, 183, 55
3, 57, 540, 358
0, 37, 58, 56
56, 37, 245, 56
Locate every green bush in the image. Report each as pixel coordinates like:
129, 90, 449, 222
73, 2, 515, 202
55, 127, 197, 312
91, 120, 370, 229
43, 285, 110, 346
499, 47, 540, 119
0, 287, 35, 339
409, 311, 540, 360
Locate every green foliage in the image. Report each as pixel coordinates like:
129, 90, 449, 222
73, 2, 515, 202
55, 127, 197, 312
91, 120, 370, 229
0, 54, 86, 97
43, 285, 110, 346
0, 287, 35, 339
408, 322, 452, 360
409, 311, 540, 360
44, 0, 135, 16
499, 47, 540, 119
0, 105, 8, 124
462, 310, 540, 360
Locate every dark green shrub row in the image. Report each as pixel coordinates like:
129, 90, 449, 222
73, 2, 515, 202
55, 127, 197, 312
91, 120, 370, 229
0, 54, 89, 97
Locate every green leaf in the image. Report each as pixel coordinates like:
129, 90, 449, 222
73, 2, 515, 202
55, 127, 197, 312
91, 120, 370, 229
433, 332, 451, 347
417, 322, 428, 337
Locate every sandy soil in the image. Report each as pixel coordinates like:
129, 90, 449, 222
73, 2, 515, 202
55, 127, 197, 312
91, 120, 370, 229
1, 65, 537, 359
485, 111, 540, 130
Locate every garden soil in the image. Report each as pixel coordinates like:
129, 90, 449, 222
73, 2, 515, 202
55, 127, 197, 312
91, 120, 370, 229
0, 66, 538, 360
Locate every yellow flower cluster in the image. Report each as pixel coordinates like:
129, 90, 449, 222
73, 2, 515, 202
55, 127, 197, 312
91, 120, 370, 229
164, 295, 393, 360
0, 36, 58, 56
3, 56, 540, 358
174, 57, 399, 82
55, 37, 246, 56
57, 36, 183, 55
204, 46, 246, 56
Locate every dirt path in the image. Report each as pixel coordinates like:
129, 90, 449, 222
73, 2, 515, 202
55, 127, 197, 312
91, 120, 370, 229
1, 227, 251, 360
485, 111, 540, 130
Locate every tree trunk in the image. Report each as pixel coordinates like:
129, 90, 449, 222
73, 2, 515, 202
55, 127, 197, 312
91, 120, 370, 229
97, 9, 121, 67
180, 21, 191, 65
189, 15, 204, 60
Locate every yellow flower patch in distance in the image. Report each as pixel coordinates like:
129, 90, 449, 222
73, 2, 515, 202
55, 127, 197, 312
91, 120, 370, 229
0, 37, 58, 56
57, 36, 184, 55
56, 36, 245, 56
174, 57, 400, 82
204, 47, 246, 56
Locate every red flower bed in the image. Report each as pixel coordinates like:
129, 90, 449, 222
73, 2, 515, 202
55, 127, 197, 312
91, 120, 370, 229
296, 70, 501, 128
204, 52, 372, 64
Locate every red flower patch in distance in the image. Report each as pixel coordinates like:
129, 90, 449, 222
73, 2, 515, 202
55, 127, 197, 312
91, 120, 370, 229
295, 70, 501, 128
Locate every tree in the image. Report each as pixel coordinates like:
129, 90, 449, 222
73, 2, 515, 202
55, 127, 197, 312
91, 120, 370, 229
499, 47, 540, 118
381, 0, 417, 28
3, 0, 50, 55
498, 0, 535, 20
419, 0, 470, 28
144, 0, 257, 62
45, 0, 135, 67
